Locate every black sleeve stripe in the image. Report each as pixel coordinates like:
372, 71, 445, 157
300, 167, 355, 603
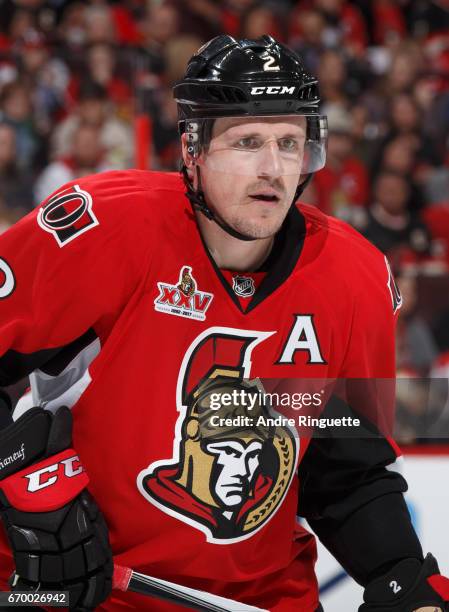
0, 347, 62, 386
0, 328, 98, 385
39, 328, 97, 376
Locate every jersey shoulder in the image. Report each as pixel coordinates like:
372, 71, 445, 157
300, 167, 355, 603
298, 201, 387, 272
76, 169, 185, 195
33, 169, 188, 243
74, 169, 186, 218
297, 202, 398, 313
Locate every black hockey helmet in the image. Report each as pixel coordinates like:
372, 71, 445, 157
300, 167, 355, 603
174, 34, 321, 120
174, 35, 327, 240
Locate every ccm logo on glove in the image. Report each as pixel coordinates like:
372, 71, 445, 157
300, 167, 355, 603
25, 453, 83, 491
0, 448, 89, 512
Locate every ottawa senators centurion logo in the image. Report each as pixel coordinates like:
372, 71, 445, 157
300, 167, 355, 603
137, 328, 299, 543
177, 266, 196, 296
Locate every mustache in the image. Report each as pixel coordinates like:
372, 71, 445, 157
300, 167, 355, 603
246, 179, 286, 196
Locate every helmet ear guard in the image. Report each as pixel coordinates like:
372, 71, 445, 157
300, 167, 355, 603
182, 119, 215, 160
185, 123, 199, 158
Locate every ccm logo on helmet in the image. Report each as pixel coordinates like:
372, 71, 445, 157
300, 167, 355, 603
25, 455, 84, 492
250, 85, 296, 95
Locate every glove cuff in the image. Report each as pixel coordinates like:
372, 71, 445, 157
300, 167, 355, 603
428, 573, 449, 602
0, 408, 51, 479
0, 406, 73, 482
0, 448, 89, 512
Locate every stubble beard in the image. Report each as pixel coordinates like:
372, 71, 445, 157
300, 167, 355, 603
225, 200, 290, 239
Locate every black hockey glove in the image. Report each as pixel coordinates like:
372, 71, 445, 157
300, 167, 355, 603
359, 553, 449, 612
0, 401, 113, 610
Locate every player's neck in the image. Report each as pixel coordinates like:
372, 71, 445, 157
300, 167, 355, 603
196, 214, 274, 272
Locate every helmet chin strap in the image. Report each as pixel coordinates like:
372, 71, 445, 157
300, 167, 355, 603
182, 165, 313, 242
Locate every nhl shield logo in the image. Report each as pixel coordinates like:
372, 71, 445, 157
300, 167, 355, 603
232, 275, 255, 297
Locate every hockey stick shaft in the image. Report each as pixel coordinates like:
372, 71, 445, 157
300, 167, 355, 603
113, 564, 267, 612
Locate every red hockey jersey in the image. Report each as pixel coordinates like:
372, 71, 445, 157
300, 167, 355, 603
0, 170, 404, 611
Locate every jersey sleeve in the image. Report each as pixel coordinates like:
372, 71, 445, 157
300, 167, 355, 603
0, 173, 153, 386
297, 246, 422, 585
340, 248, 401, 378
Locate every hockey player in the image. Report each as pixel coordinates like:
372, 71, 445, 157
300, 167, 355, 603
0, 34, 448, 611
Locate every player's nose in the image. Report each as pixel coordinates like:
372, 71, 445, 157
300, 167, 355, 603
256, 140, 283, 179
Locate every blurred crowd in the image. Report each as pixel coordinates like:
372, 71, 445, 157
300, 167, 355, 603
1, 0, 449, 442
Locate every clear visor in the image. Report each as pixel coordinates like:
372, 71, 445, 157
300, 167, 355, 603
184, 115, 327, 177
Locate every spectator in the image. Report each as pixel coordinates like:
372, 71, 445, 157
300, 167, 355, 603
360, 41, 425, 128
312, 0, 368, 57
357, 170, 432, 266
14, 29, 70, 134
0, 122, 34, 219
6, 9, 36, 45
68, 43, 132, 114
56, 2, 89, 54
413, 75, 449, 157
406, 0, 449, 38
138, 2, 180, 77
288, 8, 326, 74
382, 93, 443, 168
349, 103, 383, 170
0, 0, 58, 42
371, 0, 406, 47
313, 105, 369, 216
378, 134, 417, 176
396, 274, 439, 375
317, 49, 348, 107
375, 135, 425, 213
51, 81, 133, 170
84, 4, 117, 46
239, 4, 284, 41
387, 42, 425, 96
0, 80, 39, 171
34, 123, 107, 203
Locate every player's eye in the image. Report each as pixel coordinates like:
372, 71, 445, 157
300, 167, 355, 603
233, 136, 261, 150
278, 137, 300, 153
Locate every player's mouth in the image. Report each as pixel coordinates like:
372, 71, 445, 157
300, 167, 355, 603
248, 190, 281, 203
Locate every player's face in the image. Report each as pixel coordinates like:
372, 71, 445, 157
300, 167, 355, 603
199, 117, 306, 239
205, 440, 262, 508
